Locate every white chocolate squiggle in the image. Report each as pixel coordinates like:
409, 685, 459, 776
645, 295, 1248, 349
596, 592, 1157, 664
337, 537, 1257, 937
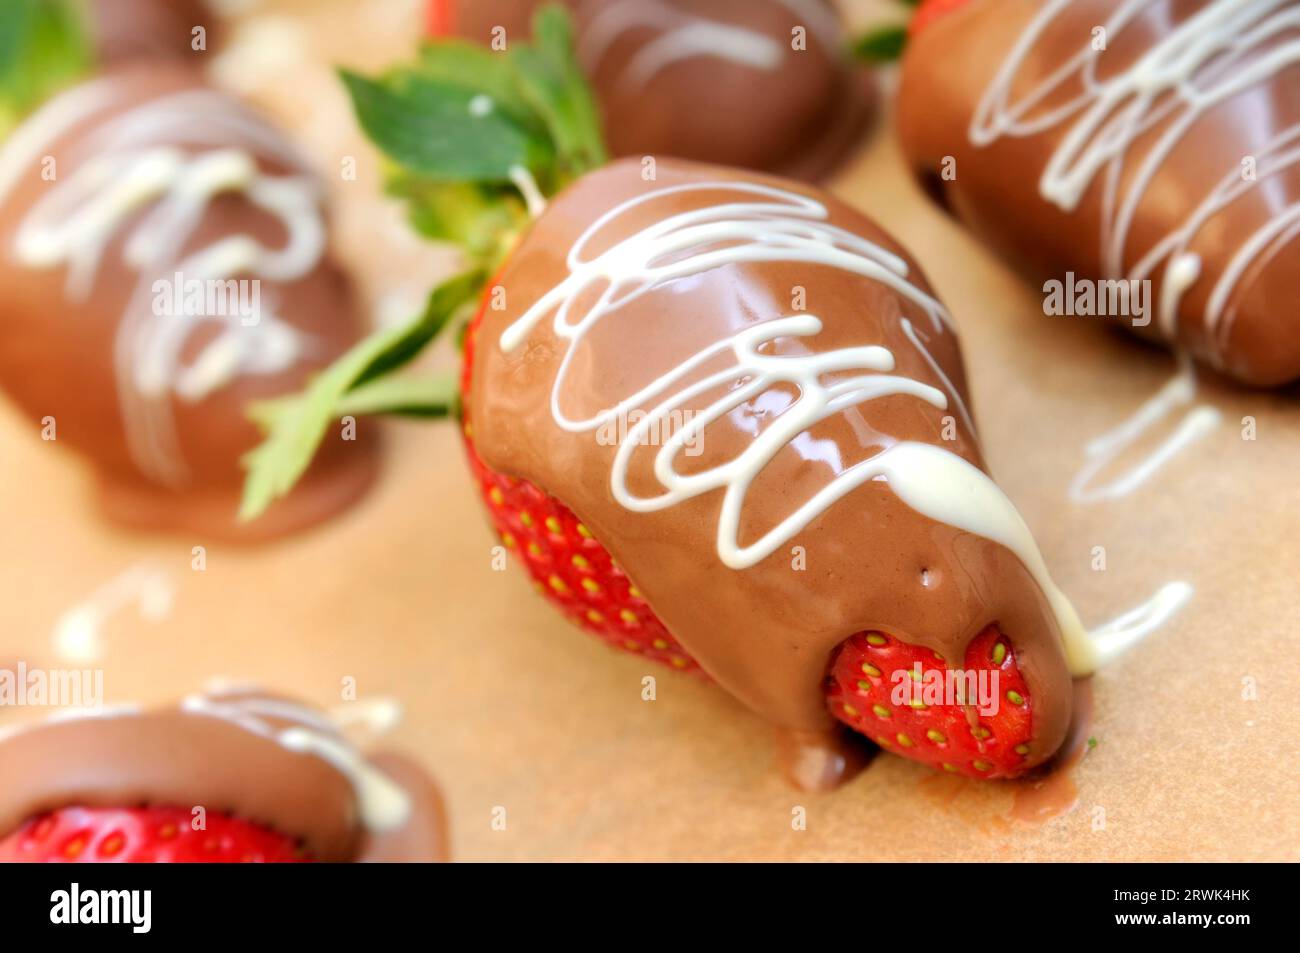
577, 0, 832, 89
498, 180, 1113, 673
180, 688, 410, 832
970, 0, 1300, 353
0, 78, 327, 485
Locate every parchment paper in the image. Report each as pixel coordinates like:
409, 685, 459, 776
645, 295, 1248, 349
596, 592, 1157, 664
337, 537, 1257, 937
1, 0, 1296, 861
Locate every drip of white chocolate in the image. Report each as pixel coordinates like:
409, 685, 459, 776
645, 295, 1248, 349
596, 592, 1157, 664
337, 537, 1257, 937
0, 78, 327, 485
1070, 356, 1222, 504
970, 0, 1300, 356
180, 688, 411, 833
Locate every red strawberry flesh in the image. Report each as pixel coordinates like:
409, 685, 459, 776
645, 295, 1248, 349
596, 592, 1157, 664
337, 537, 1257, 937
0, 805, 311, 863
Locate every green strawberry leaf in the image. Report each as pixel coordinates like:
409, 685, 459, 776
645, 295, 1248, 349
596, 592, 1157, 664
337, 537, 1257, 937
341, 68, 552, 182
242, 3, 609, 522
239, 269, 484, 521
852, 25, 908, 63
0, 0, 94, 137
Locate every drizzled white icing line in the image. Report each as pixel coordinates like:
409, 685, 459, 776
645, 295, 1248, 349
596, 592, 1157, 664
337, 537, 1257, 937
508, 164, 548, 218
578, 0, 784, 88
498, 180, 1106, 673
1090, 581, 1194, 665
329, 698, 403, 739
970, 0, 1300, 354
1070, 356, 1222, 504
181, 691, 411, 832
51, 564, 175, 664
0, 80, 327, 485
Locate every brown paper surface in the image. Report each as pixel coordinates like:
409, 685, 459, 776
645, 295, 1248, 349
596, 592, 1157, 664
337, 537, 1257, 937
0, 0, 1296, 861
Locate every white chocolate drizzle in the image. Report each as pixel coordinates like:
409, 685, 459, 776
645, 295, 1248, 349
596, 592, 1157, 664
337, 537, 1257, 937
1070, 356, 1222, 504
970, 0, 1300, 355
0, 78, 328, 485
498, 180, 1107, 674
180, 688, 411, 832
51, 563, 175, 664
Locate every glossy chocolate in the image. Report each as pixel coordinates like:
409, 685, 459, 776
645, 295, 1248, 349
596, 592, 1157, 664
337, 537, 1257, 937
0, 65, 377, 538
446, 0, 872, 181
0, 690, 447, 863
897, 0, 1300, 386
467, 158, 1075, 773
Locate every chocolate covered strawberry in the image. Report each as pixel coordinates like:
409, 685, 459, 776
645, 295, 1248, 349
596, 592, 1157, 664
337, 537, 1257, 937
0, 689, 447, 863
244, 5, 1092, 785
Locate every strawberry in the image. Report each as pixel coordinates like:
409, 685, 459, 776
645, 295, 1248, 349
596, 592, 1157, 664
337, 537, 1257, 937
0, 805, 310, 863
425, 0, 456, 37
459, 295, 700, 675
460, 286, 1043, 780
825, 624, 1035, 778
909, 0, 974, 36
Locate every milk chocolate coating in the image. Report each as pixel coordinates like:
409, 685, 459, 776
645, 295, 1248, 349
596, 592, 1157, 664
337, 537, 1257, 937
0, 65, 377, 539
447, 0, 873, 181
467, 158, 1074, 766
90, 0, 215, 65
897, 0, 1300, 386
0, 693, 447, 863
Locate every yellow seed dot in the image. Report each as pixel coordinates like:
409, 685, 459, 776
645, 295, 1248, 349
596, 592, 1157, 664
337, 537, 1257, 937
1006, 690, 1024, 706
942, 763, 958, 773
548, 575, 567, 593
623, 640, 641, 652
926, 729, 947, 744
100, 833, 124, 857
909, 699, 928, 710
501, 533, 516, 548
619, 609, 638, 624
971, 726, 991, 740
896, 733, 913, 747
581, 578, 601, 593
63, 836, 87, 858
908, 668, 922, 682
856, 680, 872, 692
571, 554, 589, 569
545, 516, 561, 534
866, 633, 888, 646
527, 543, 542, 557
991, 642, 1007, 666
1015, 744, 1030, 756
463, 421, 474, 438
628, 586, 643, 599
158, 824, 178, 841
876, 736, 891, 747
973, 760, 992, 772
586, 610, 604, 623
670, 656, 688, 668
488, 487, 504, 506
519, 512, 534, 528
843, 704, 859, 717
861, 662, 881, 678
872, 704, 891, 719
576, 523, 592, 538
652, 638, 668, 650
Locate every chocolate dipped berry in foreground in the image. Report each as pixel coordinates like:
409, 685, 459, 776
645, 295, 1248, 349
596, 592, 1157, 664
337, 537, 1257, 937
0, 688, 447, 863
898, 0, 1300, 386
430, 0, 873, 181
461, 157, 1096, 786
0, 65, 377, 539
